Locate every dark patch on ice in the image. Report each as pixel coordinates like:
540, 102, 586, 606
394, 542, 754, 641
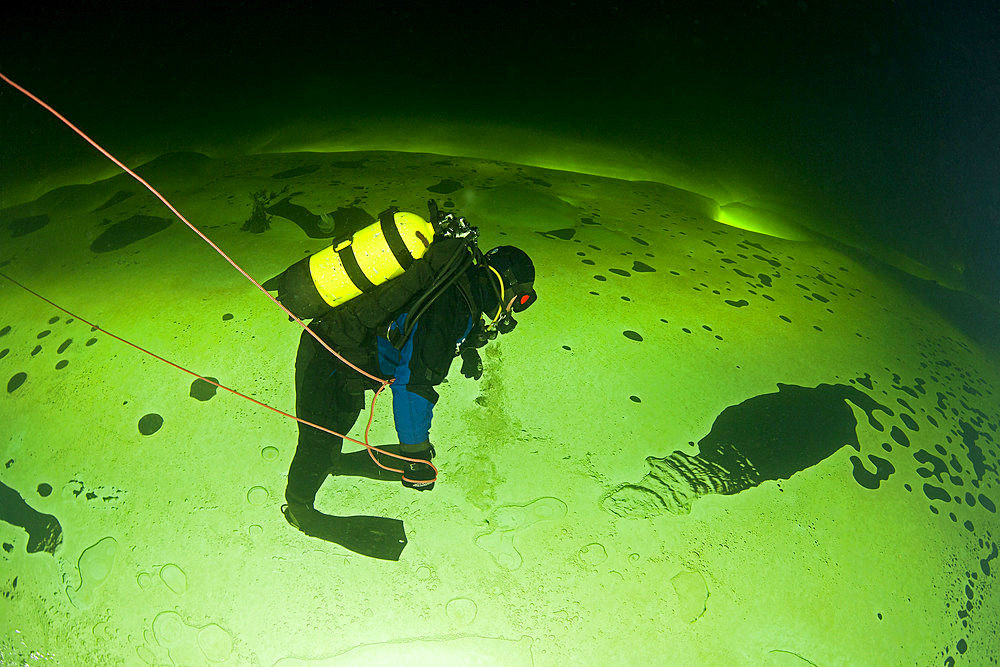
959, 421, 989, 481
191, 377, 219, 401
914, 449, 964, 488
889, 425, 910, 448
138, 414, 164, 436
266, 197, 348, 239
523, 176, 551, 188
633, 261, 655, 273
7, 214, 50, 238
923, 483, 951, 503
273, 165, 319, 179
91, 215, 172, 252
623, 331, 643, 342
540, 228, 576, 241
427, 179, 463, 194
726, 299, 749, 308
7, 372, 27, 393
93, 191, 135, 212
850, 454, 895, 489
324, 205, 374, 237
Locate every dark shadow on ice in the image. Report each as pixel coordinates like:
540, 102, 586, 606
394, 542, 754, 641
603, 383, 892, 516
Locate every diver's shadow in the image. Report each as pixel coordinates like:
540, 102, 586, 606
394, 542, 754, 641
0, 481, 62, 555
290, 509, 407, 561
283, 446, 410, 560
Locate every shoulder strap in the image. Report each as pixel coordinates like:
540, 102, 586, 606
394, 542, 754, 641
455, 273, 479, 319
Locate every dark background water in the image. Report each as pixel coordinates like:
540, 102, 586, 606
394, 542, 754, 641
2, 1, 998, 301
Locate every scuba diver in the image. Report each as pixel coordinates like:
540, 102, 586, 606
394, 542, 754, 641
264, 201, 536, 560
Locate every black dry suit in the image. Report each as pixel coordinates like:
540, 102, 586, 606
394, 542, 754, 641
285, 238, 496, 506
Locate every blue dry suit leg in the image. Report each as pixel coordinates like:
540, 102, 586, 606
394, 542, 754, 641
377, 321, 438, 446
285, 330, 364, 505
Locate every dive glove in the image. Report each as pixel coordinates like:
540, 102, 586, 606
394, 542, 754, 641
461, 347, 483, 380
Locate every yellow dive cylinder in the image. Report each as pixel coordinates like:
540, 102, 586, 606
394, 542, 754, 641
266, 208, 436, 320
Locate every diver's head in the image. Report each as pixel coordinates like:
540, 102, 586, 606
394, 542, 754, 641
483, 245, 536, 332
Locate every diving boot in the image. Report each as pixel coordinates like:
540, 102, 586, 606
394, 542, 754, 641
281, 499, 317, 531
401, 444, 436, 491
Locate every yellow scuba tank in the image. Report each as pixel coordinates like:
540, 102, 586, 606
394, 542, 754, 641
265, 207, 436, 320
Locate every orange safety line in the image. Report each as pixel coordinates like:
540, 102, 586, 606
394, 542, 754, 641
0, 72, 381, 385
0, 71, 437, 482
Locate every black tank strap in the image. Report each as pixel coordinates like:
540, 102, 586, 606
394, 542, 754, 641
338, 208, 410, 294
339, 246, 376, 293
378, 208, 413, 271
